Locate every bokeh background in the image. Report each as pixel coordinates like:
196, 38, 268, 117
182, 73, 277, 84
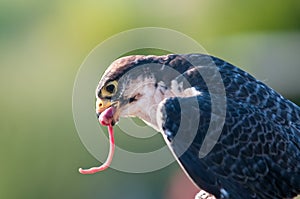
1, 1, 300, 199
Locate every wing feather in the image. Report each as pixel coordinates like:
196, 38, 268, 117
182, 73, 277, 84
157, 93, 300, 199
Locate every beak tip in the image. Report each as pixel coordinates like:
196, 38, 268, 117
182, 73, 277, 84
96, 112, 101, 118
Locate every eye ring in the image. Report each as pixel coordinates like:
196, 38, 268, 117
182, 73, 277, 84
105, 84, 115, 94
102, 80, 118, 96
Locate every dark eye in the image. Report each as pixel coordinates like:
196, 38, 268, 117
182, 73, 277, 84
105, 84, 115, 94
102, 80, 118, 97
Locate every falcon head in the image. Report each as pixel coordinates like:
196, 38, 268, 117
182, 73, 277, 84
95, 54, 200, 130
96, 55, 167, 130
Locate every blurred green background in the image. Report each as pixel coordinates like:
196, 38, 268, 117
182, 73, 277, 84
1, 1, 300, 199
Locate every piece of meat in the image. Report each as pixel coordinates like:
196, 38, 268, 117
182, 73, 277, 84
78, 107, 116, 174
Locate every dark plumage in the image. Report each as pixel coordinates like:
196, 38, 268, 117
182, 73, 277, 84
96, 54, 300, 199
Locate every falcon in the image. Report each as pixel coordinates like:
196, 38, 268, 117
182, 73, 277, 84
87, 54, 300, 198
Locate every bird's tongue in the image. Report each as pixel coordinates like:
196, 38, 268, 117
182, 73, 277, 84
78, 107, 116, 174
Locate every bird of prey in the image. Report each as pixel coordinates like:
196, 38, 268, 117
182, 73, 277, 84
93, 54, 300, 198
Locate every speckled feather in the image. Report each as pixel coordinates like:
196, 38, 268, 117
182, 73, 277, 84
157, 54, 300, 199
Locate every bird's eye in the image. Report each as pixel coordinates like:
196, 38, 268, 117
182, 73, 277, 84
102, 80, 118, 96
106, 84, 115, 93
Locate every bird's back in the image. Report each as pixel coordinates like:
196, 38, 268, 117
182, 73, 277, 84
159, 54, 300, 198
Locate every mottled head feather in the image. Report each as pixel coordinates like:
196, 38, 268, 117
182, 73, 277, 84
96, 54, 204, 94
99, 55, 168, 87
